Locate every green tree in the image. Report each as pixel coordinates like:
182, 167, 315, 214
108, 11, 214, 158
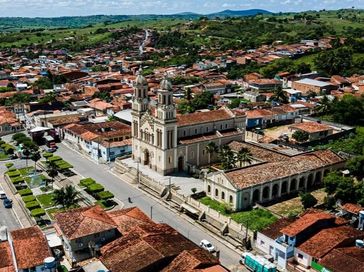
30, 151, 41, 172
53, 185, 79, 208
47, 162, 58, 188
346, 155, 364, 177
219, 145, 236, 170
236, 147, 253, 167
33, 77, 53, 90
314, 47, 353, 75
300, 192, 318, 209
270, 86, 288, 104
314, 95, 332, 116
292, 130, 309, 142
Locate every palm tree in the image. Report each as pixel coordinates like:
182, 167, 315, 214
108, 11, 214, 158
47, 162, 58, 188
314, 95, 332, 116
53, 185, 79, 208
270, 86, 289, 104
23, 148, 30, 168
219, 145, 236, 170
185, 87, 193, 102
205, 142, 218, 167
236, 147, 253, 167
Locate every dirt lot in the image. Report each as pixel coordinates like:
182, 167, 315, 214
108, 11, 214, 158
266, 189, 327, 217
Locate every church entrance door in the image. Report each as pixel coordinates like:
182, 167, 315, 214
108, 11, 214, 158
144, 150, 150, 166
178, 157, 184, 172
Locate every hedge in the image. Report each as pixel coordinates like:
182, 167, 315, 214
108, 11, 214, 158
31, 208, 46, 217
25, 201, 41, 210
22, 195, 36, 203
3, 144, 14, 154
48, 156, 62, 162
86, 183, 104, 193
43, 152, 53, 159
5, 162, 14, 169
7, 171, 20, 178
96, 191, 114, 200
79, 178, 96, 187
11, 176, 24, 184
18, 188, 33, 196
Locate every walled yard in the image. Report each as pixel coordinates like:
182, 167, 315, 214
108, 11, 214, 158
265, 188, 327, 217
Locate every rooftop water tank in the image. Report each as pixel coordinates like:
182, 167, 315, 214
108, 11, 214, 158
44, 256, 56, 271
355, 239, 364, 248
0, 226, 8, 241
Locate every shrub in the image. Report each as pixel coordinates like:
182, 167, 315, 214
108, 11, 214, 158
97, 199, 116, 209
4, 144, 14, 154
5, 162, 14, 169
86, 183, 104, 193
43, 152, 53, 159
48, 156, 62, 162
25, 201, 41, 210
96, 191, 114, 200
18, 188, 32, 196
22, 195, 36, 203
11, 176, 24, 184
7, 171, 20, 178
31, 208, 46, 217
79, 178, 96, 187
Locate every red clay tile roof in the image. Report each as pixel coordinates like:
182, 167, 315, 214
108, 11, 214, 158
260, 218, 296, 240
177, 108, 235, 127
289, 122, 333, 134
0, 241, 14, 272
298, 226, 364, 259
342, 203, 363, 214
280, 210, 334, 237
162, 249, 221, 272
320, 247, 364, 272
225, 150, 343, 190
55, 206, 118, 240
10, 226, 52, 270
246, 109, 272, 118
100, 224, 197, 272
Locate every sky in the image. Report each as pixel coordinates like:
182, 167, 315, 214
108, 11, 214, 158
1, 0, 364, 17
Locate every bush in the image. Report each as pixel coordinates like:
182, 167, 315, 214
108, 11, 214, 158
22, 195, 36, 203
18, 188, 32, 196
96, 191, 114, 200
86, 183, 104, 193
5, 162, 14, 169
31, 208, 46, 217
11, 176, 24, 184
43, 152, 53, 159
7, 170, 20, 178
79, 178, 96, 187
4, 144, 15, 154
97, 199, 116, 209
300, 192, 318, 209
48, 156, 62, 162
25, 201, 41, 210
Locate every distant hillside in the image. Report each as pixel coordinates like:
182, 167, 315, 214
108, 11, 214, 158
208, 9, 272, 17
0, 9, 272, 31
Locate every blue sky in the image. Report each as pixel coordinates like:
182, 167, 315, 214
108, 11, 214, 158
1, 0, 364, 17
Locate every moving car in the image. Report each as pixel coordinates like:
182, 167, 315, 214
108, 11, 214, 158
0, 191, 6, 199
3, 198, 13, 208
199, 239, 215, 252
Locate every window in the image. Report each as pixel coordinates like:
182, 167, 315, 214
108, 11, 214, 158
221, 191, 225, 200
297, 253, 303, 259
169, 157, 172, 164
229, 195, 233, 203
260, 240, 265, 245
207, 185, 211, 193
215, 189, 219, 197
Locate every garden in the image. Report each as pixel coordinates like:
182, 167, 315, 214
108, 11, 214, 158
79, 177, 116, 209
199, 196, 277, 231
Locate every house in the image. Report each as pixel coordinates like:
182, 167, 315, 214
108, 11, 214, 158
319, 246, 364, 272
162, 249, 228, 272
100, 224, 197, 272
0, 241, 14, 272
54, 205, 120, 262
204, 141, 345, 210
0, 107, 22, 136
245, 109, 273, 129
256, 217, 295, 270
248, 79, 282, 91
292, 78, 337, 95
289, 121, 334, 141
294, 226, 364, 269
10, 226, 52, 272
243, 91, 267, 103
88, 98, 115, 116
63, 121, 131, 162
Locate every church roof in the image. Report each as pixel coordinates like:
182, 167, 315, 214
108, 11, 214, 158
177, 108, 234, 127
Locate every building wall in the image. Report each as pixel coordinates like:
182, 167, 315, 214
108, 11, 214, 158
294, 248, 312, 268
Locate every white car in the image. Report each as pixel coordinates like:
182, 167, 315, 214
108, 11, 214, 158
0, 191, 6, 199
200, 239, 215, 252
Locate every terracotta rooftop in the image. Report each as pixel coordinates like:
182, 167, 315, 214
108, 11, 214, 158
280, 210, 334, 237
298, 226, 364, 259
177, 108, 237, 127
0, 241, 14, 272
162, 249, 222, 272
289, 122, 333, 133
100, 224, 196, 272
10, 226, 52, 270
320, 247, 364, 272
55, 205, 118, 240
260, 218, 296, 240
225, 150, 343, 190
342, 203, 363, 214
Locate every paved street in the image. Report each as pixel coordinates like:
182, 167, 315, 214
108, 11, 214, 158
55, 143, 246, 270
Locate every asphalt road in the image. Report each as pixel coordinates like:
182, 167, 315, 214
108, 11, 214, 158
55, 143, 245, 270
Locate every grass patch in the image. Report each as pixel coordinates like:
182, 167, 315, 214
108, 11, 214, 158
25, 201, 41, 210
36, 193, 55, 208
96, 191, 114, 200
7, 170, 21, 178
22, 195, 36, 203
31, 208, 46, 217
11, 176, 24, 184
18, 167, 35, 176
86, 183, 104, 193
79, 178, 96, 187
96, 199, 116, 209
0, 152, 9, 160
200, 196, 277, 231
17, 188, 32, 196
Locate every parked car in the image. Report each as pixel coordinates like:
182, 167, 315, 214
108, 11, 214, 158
43, 146, 57, 153
3, 198, 13, 208
199, 239, 215, 252
0, 191, 6, 199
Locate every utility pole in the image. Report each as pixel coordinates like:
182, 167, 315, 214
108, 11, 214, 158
137, 161, 140, 187
150, 205, 153, 219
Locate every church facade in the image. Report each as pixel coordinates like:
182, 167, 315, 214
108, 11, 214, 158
131, 73, 246, 175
